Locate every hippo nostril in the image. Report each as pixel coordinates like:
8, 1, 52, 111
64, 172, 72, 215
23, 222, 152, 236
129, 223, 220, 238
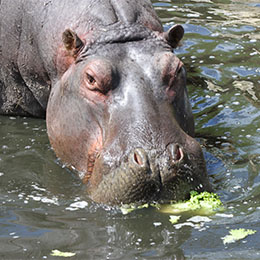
130, 148, 148, 168
134, 151, 143, 166
168, 143, 184, 163
174, 146, 182, 161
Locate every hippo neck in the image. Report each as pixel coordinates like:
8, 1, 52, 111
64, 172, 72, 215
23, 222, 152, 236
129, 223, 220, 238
77, 23, 169, 61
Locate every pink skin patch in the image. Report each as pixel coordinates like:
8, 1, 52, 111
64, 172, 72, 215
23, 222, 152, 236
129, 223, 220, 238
80, 59, 113, 104
83, 133, 103, 184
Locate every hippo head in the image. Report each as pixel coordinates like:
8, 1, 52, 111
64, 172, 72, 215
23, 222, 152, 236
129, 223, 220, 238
47, 24, 211, 205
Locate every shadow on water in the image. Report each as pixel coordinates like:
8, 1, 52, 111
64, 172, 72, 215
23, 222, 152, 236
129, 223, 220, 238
0, 0, 260, 259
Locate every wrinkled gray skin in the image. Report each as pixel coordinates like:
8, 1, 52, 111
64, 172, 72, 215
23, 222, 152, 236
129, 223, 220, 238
0, 0, 211, 205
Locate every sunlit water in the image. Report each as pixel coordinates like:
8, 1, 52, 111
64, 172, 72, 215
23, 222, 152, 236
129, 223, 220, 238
0, 1, 259, 259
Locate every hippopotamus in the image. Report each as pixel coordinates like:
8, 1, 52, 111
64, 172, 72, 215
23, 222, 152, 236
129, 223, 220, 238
0, 0, 211, 205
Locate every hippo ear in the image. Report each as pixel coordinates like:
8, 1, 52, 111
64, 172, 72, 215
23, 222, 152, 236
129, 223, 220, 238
164, 24, 184, 48
62, 29, 84, 54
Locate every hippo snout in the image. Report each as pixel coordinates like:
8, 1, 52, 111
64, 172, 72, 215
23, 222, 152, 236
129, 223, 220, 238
88, 143, 201, 205
129, 145, 184, 181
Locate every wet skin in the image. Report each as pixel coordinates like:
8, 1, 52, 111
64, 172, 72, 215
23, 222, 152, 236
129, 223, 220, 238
0, 0, 211, 205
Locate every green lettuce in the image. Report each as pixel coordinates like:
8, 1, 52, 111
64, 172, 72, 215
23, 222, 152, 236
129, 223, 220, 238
120, 203, 149, 215
157, 191, 223, 215
169, 215, 181, 224
120, 191, 223, 215
222, 229, 257, 245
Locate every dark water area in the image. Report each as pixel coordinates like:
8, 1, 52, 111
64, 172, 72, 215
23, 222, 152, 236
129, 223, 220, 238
0, 0, 260, 259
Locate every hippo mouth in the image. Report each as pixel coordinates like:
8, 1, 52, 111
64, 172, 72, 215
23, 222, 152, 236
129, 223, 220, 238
87, 144, 209, 205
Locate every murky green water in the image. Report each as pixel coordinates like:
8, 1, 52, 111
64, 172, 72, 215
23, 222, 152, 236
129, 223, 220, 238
1, 1, 260, 259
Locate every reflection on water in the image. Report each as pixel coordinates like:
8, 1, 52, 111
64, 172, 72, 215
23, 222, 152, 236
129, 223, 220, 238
0, 1, 260, 259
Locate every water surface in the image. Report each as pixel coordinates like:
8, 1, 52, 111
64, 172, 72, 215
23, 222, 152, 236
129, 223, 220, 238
0, 0, 260, 259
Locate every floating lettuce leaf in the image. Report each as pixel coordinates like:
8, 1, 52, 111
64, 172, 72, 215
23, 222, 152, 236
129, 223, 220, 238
120, 192, 223, 216
50, 250, 76, 257
158, 191, 223, 215
169, 215, 181, 224
222, 229, 257, 245
120, 203, 149, 215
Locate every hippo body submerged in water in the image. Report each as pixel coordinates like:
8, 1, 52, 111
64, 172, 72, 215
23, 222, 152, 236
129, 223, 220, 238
0, 0, 211, 205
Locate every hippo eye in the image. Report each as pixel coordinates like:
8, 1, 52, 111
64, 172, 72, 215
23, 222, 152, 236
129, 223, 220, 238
85, 72, 103, 92
83, 60, 113, 95
175, 62, 184, 78
178, 64, 184, 75
165, 62, 184, 100
86, 73, 96, 85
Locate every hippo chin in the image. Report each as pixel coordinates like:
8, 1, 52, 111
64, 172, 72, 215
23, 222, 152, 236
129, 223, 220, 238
0, 0, 211, 205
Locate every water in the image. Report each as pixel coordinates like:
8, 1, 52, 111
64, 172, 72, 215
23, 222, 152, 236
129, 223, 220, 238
0, 1, 260, 259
